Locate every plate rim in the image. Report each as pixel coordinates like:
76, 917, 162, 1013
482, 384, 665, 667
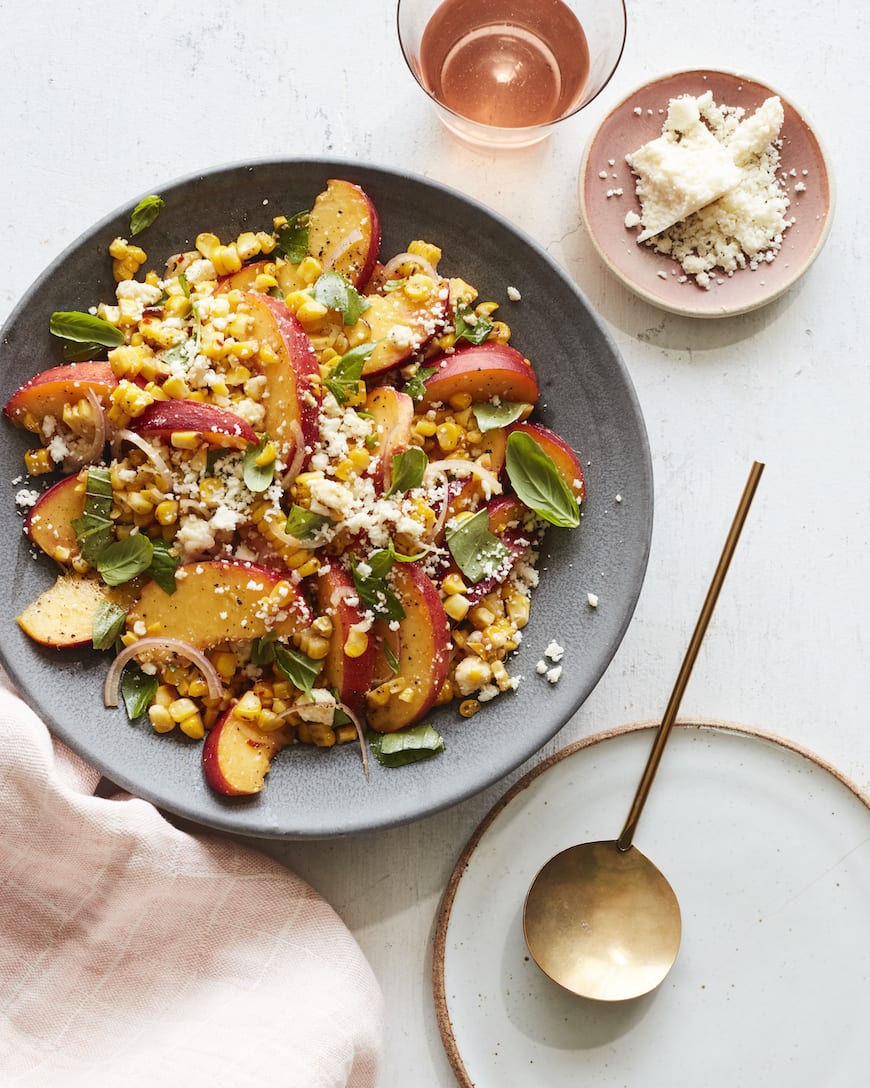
432, 716, 870, 1085
0, 157, 653, 838
578, 67, 836, 318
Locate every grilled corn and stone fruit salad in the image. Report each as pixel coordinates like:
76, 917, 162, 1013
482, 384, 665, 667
6, 179, 585, 795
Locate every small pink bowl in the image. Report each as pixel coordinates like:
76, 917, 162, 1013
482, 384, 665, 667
579, 69, 835, 318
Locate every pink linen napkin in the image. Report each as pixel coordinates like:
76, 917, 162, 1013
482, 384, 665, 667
0, 679, 383, 1087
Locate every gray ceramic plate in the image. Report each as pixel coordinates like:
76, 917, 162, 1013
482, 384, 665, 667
0, 160, 652, 838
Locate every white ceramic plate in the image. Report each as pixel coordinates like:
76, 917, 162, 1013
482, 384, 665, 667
579, 70, 834, 317
434, 721, 870, 1086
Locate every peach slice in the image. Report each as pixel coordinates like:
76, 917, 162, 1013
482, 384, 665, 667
202, 702, 295, 796
317, 565, 375, 712
364, 385, 414, 491
18, 573, 112, 647
420, 342, 539, 409
508, 421, 586, 502
244, 292, 321, 457
126, 560, 312, 649
307, 179, 381, 290
365, 563, 451, 733
357, 280, 449, 377
3, 361, 117, 432
130, 399, 257, 449
25, 475, 85, 564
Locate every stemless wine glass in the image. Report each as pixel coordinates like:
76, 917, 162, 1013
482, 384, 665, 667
397, 0, 627, 149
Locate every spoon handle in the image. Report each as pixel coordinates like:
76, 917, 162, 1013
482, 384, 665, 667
616, 460, 765, 852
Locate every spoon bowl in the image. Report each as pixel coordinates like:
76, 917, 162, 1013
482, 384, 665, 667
523, 461, 764, 1000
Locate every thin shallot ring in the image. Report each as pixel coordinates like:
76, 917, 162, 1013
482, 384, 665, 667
322, 227, 363, 272
280, 419, 306, 487
279, 698, 369, 777
114, 428, 174, 490
104, 637, 224, 707
381, 251, 439, 282
424, 458, 502, 499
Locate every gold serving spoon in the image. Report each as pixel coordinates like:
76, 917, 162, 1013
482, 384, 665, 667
523, 461, 765, 1001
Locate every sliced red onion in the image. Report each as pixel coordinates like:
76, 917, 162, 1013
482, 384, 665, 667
381, 251, 439, 282
322, 227, 363, 272
279, 698, 369, 777
114, 428, 173, 490
280, 419, 306, 487
425, 458, 502, 499
104, 637, 224, 707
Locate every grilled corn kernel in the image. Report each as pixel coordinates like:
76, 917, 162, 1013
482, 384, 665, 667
442, 572, 467, 596
212, 652, 238, 680
295, 556, 321, 579
187, 676, 209, 699
476, 301, 499, 318
301, 722, 336, 747
408, 239, 442, 266
343, 628, 369, 659
235, 691, 262, 720
256, 708, 284, 732
448, 392, 473, 412
235, 231, 261, 261
254, 441, 277, 468
112, 380, 155, 418
469, 604, 497, 630
454, 656, 493, 696
403, 273, 436, 301
148, 704, 175, 733
256, 231, 277, 255
295, 298, 329, 326
195, 232, 221, 260
169, 697, 198, 723
297, 255, 322, 284
258, 341, 279, 367
25, 448, 54, 474
435, 421, 461, 452
506, 592, 531, 628
311, 615, 333, 638
295, 629, 330, 660
491, 320, 511, 343
459, 699, 480, 718
444, 594, 470, 622
179, 713, 205, 740
125, 491, 154, 516
154, 499, 179, 526
161, 375, 190, 399
335, 724, 359, 745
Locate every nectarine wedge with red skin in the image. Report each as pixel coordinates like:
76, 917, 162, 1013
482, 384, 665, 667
202, 703, 295, 796
421, 342, 539, 409
508, 421, 585, 502
127, 560, 312, 650
317, 565, 375, 712
365, 563, 451, 733
25, 475, 84, 563
307, 178, 381, 291
130, 399, 258, 449
3, 361, 117, 431
243, 293, 321, 458
358, 282, 450, 377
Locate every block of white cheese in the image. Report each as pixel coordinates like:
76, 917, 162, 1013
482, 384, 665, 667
727, 95, 785, 166
626, 91, 743, 242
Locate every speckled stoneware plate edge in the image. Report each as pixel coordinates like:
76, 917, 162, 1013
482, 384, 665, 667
0, 158, 653, 838
578, 69, 836, 318
433, 718, 870, 1086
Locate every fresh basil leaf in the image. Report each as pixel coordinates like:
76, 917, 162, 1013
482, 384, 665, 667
324, 342, 374, 404
505, 430, 580, 528
369, 723, 445, 768
177, 271, 191, 298
351, 552, 405, 624
250, 631, 277, 665
92, 599, 127, 651
71, 467, 114, 563
285, 504, 332, 541
273, 642, 320, 695
445, 508, 511, 584
384, 642, 400, 675
96, 534, 154, 587
130, 194, 165, 236
401, 365, 437, 402
148, 538, 179, 595
275, 210, 310, 264
50, 312, 124, 348
473, 401, 530, 432
62, 340, 105, 362
243, 435, 276, 493
454, 303, 493, 345
386, 447, 427, 497
120, 661, 158, 720
312, 270, 370, 326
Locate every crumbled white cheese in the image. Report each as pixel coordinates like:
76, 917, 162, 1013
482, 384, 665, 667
14, 488, 40, 509
545, 666, 562, 685
535, 659, 548, 675
587, 592, 599, 608
625, 91, 790, 286
544, 640, 564, 662
506, 285, 521, 301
